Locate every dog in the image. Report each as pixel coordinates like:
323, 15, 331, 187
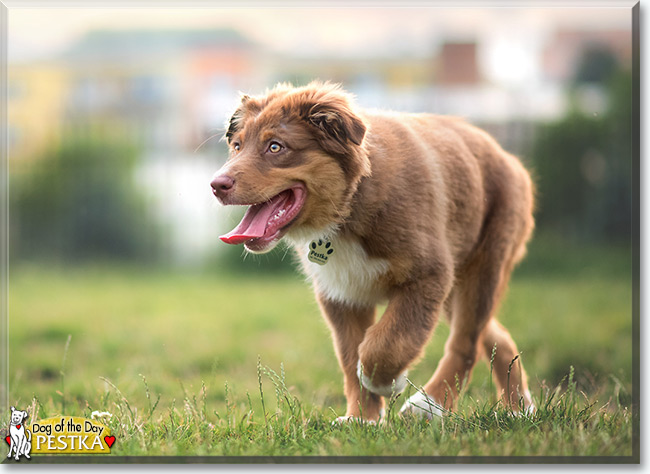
7, 406, 31, 460
211, 82, 535, 422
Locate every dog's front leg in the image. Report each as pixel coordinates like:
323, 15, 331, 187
357, 274, 451, 398
16, 437, 25, 459
10, 436, 19, 460
7, 434, 17, 458
317, 296, 384, 421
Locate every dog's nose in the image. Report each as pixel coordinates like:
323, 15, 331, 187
211, 175, 235, 199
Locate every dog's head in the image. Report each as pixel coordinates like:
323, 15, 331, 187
211, 82, 370, 253
10, 406, 28, 425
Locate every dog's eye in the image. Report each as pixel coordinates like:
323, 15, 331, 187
233, 143, 241, 152
268, 142, 283, 154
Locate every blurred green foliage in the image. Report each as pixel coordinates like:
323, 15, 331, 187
574, 45, 621, 84
209, 238, 297, 275
10, 137, 162, 263
531, 49, 632, 244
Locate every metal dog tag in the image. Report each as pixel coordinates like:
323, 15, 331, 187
308, 239, 334, 265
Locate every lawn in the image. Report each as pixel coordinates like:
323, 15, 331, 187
4, 242, 636, 461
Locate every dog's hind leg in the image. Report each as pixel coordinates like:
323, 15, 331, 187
317, 296, 384, 422
479, 318, 533, 411
405, 202, 533, 416
405, 272, 500, 414
412, 270, 497, 413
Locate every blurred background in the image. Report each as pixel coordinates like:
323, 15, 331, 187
6, 6, 634, 420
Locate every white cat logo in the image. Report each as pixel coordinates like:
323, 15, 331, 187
7, 406, 31, 461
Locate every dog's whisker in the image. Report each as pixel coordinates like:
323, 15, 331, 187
194, 129, 226, 154
280, 244, 292, 262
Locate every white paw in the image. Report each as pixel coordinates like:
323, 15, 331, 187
332, 415, 376, 426
399, 391, 444, 419
356, 360, 407, 397
510, 389, 536, 416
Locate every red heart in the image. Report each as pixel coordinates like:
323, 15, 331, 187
104, 435, 116, 448
4, 435, 10, 446
16, 425, 20, 429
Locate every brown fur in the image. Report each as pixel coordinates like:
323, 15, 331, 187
213, 82, 535, 421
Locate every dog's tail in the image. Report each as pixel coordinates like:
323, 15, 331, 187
26, 429, 31, 442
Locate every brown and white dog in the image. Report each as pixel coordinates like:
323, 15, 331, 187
211, 82, 535, 422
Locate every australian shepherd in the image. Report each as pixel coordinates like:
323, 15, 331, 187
211, 82, 535, 422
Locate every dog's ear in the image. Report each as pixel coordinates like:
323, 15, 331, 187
293, 83, 371, 180
22, 411, 29, 421
225, 94, 251, 144
10, 406, 15, 412
304, 92, 367, 155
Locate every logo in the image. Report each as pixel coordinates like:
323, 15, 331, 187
5, 409, 115, 459
6, 407, 31, 461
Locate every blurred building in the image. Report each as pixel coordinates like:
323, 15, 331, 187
8, 28, 259, 162
12, 27, 627, 163
542, 28, 631, 82
8, 63, 70, 164
437, 43, 481, 85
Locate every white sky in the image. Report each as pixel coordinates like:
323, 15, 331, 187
8, 7, 632, 62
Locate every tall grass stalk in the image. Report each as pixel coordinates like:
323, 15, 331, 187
257, 356, 269, 435
58, 334, 72, 414
489, 342, 498, 404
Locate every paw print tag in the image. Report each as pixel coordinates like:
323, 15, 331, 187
308, 239, 334, 265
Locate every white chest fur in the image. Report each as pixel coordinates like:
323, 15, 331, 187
288, 232, 391, 306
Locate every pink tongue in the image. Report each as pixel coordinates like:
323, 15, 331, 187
220, 201, 278, 245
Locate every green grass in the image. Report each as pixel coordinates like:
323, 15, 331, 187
5, 244, 636, 460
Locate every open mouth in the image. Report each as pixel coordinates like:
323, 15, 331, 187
219, 184, 306, 251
